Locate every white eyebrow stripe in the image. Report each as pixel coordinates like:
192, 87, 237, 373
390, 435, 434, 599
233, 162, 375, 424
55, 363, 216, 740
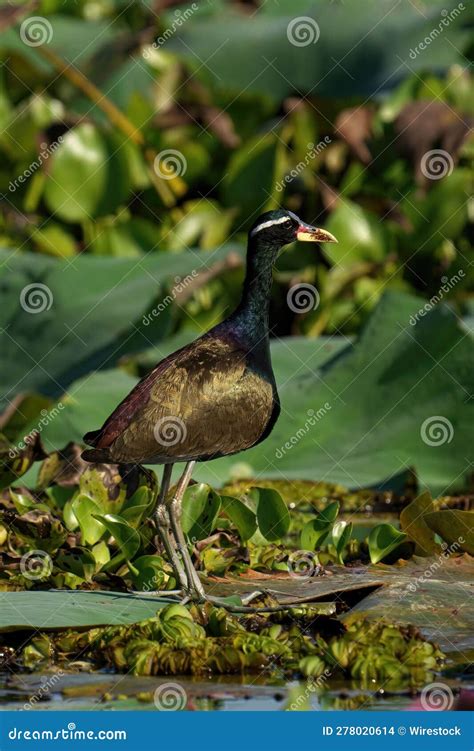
250, 216, 290, 236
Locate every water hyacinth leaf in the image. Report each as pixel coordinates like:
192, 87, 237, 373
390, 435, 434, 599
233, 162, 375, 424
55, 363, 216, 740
400, 491, 442, 556
9, 489, 47, 515
63, 499, 79, 531
121, 504, 150, 528
220, 495, 257, 541
181, 483, 222, 541
130, 555, 168, 591
424, 510, 474, 556
332, 520, 353, 564
122, 486, 155, 515
368, 523, 407, 564
300, 501, 340, 551
91, 541, 110, 569
44, 124, 131, 222
71, 495, 105, 546
92, 514, 141, 560
255, 487, 290, 542
0, 433, 47, 490
55, 547, 97, 581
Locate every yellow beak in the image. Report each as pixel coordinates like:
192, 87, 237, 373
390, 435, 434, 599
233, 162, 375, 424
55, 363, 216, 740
296, 225, 338, 243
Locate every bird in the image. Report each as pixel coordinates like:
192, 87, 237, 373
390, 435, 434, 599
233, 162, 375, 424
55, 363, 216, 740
82, 209, 337, 604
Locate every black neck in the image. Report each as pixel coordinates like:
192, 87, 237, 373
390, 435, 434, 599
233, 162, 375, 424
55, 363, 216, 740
229, 236, 279, 341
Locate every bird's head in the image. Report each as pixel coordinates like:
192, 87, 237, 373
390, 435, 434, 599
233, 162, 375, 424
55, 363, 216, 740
249, 209, 337, 250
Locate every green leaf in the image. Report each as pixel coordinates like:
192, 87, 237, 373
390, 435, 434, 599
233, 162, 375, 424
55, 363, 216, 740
424, 510, 474, 556
255, 487, 290, 542
91, 541, 110, 569
0, 244, 233, 417
220, 495, 257, 541
44, 124, 131, 222
222, 134, 277, 223
332, 520, 353, 564
181, 483, 221, 541
0, 591, 171, 632
300, 501, 339, 551
129, 555, 168, 591
400, 491, 442, 556
121, 504, 150, 528
92, 513, 141, 560
55, 547, 97, 581
368, 523, 407, 564
324, 201, 386, 265
167, 0, 468, 100
71, 495, 105, 546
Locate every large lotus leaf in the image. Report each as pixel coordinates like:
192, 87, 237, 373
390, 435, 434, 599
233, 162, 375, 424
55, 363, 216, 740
0, 591, 171, 632
0, 244, 235, 411
0, 16, 117, 73
348, 556, 474, 656
167, 0, 471, 100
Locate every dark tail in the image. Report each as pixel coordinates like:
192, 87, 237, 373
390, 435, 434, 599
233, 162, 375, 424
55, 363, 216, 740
83, 429, 103, 447
81, 447, 113, 463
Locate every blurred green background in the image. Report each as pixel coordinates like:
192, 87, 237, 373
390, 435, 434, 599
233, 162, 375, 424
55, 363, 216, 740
0, 0, 473, 492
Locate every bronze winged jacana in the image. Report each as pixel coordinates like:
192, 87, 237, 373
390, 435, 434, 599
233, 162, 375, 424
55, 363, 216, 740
82, 210, 337, 605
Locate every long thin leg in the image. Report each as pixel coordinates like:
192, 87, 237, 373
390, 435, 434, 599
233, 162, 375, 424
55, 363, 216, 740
168, 461, 205, 600
154, 463, 188, 590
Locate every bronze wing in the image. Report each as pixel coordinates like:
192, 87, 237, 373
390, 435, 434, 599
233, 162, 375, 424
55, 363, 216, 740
83, 335, 276, 465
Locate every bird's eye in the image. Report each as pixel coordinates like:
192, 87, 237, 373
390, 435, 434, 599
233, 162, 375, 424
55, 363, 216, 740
284, 219, 292, 228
